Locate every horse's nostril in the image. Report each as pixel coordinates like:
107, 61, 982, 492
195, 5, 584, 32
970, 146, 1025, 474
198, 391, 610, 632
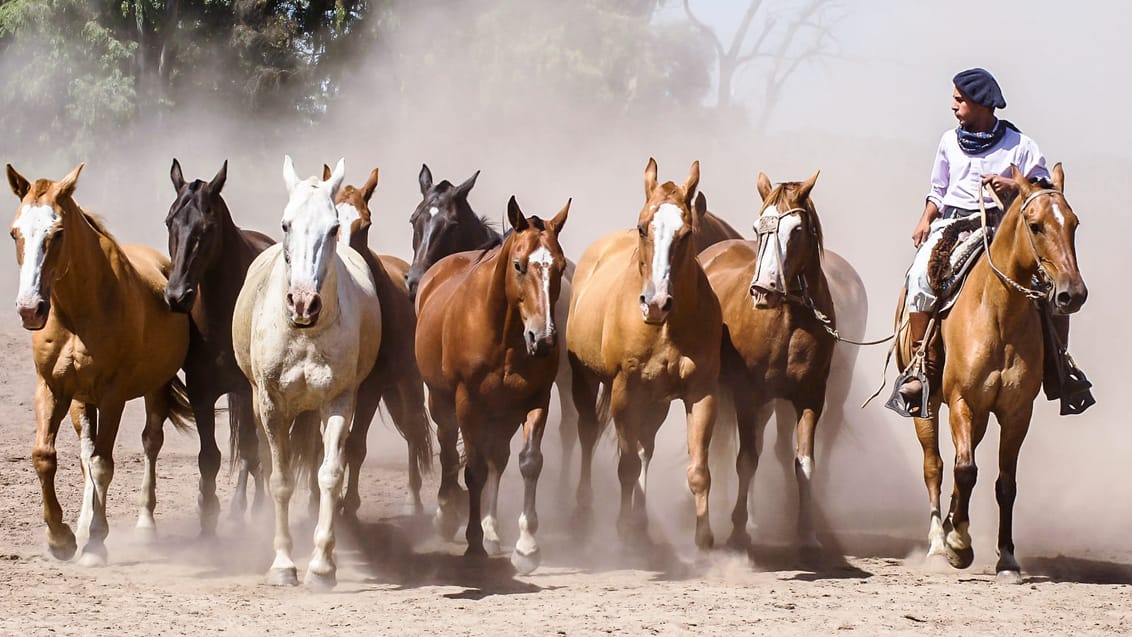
639, 295, 647, 305
661, 297, 673, 312
308, 295, 322, 316
35, 300, 48, 316
1057, 291, 1072, 307
286, 293, 295, 308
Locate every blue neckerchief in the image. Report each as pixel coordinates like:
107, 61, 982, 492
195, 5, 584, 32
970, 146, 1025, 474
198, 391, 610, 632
956, 119, 1019, 155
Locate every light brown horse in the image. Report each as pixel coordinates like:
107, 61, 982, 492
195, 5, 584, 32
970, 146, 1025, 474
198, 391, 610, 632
415, 196, 569, 574
700, 171, 833, 554
568, 158, 721, 548
895, 163, 1087, 583
6, 163, 191, 565
692, 191, 744, 251
324, 164, 433, 516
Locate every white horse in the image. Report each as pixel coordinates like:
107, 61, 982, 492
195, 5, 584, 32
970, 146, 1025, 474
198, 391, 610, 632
233, 156, 382, 589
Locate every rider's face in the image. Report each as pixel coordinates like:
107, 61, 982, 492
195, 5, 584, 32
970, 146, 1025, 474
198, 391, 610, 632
952, 87, 991, 129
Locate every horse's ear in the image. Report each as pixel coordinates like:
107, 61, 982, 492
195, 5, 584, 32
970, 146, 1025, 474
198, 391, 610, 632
548, 198, 570, 235
798, 170, 820, 202
1008, 164, 1032, 196
682, 160, 701, 207
455, 170, 479, 200
322, 164, 332, 181
506, 195, 529, 232
56, 163, 84, 199
208, 160, 227, 194
756, 172, 773, 202
1051, 162, 1065, 192
7, 164, 30, 199
693, 191, 707, 221
643, 157, 658, 197
283, 155, 301, 193
361, 167, 379, 202
418, 163, 433, 195
325, 158, 346, 199
170, 158, 186, 192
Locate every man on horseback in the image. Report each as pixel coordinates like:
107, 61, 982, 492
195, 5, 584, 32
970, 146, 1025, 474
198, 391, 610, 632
892, 67, 1094, 417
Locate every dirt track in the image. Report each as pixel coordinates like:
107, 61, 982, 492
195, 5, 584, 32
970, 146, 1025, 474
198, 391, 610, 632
0, 323, 1128, 636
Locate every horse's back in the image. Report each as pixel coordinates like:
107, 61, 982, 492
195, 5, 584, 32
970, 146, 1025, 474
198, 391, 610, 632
416, 250, 483, 315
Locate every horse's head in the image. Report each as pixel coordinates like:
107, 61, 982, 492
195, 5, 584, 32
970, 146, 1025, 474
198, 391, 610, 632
749, 171, 823, 309
5, 163, 83, 330
325, 164, 378, 250
1009, 163, 1087, 314
164, 159, 228, 313
281, 155, 344, 328
503, 196, 570, 357
406, 164, 480, 300
636, 157, 699, 324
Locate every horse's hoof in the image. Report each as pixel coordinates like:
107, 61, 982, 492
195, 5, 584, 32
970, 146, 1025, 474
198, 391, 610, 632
511, 547, 541, 575
995, 569, 1023, 585
724, 530, 750, 553
303, 569, 338, 592
47, 528, 78, 562
77, 546, 107, 567
483, 538, 502, 556
434, 508, 461, 541
945, 544, 975, 569
135, 518, 158, 543
265, 566, 299, 587
694, 527, 715, 551
799, 541, 825, 567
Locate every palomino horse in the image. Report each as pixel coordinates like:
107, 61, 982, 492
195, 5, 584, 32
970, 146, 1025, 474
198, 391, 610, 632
6, 163, 192, 565
568, 158, 721, 548
895, 163, 1087, 583
700, 171, 834, 554
322, 164, 433, 516
405, 164, 578, 524
164, 159, 274, 534
232, 157, 381, 588
415, 196, 569, 574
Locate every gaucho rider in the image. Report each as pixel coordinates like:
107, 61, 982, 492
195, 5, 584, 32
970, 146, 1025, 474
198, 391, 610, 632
891, 67, 1094, 417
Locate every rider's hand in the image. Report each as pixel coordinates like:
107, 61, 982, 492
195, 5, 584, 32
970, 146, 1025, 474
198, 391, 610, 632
982, 174, 1018, 199
912, 218, 932, 248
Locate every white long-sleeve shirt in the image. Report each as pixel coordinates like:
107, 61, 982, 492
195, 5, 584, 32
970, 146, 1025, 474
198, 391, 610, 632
926, 124, 1050, 210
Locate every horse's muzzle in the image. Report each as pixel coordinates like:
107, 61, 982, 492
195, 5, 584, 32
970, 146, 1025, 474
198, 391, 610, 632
750, 283, 784, 309
640, 292, 673, 325
525, 329, 556, 357
165, 285, 197, 313
17, 299, 49, 331
287, 291, 322, 328
1053, 279, 1088, 315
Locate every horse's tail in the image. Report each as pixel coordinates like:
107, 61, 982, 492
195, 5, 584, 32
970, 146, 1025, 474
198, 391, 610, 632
227, 391, 247, 475
595, 381, 614, 437
399, 399, 435, 478
165, 375, 195, 434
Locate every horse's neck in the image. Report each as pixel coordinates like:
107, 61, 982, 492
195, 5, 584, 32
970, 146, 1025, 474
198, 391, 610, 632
203, 208, 255, 302
463, 208, 503, 250
51, 203, 127, 326
971, 210, 1040, 322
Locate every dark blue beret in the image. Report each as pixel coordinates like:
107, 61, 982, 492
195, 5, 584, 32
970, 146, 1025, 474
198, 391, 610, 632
953, 68, 1006, 109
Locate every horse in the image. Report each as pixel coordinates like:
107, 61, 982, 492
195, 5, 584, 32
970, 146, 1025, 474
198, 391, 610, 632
691, 191, 744, 250
5, 163, 192, 565
321, 164, 433, 516
404, 164, 578, 527
232, 157, 382, 588
567, 158, 721, 549
894, 163, 1087, 583
163, 159, 274, 534
700, 171, 836, 554
415, 196, 569, 574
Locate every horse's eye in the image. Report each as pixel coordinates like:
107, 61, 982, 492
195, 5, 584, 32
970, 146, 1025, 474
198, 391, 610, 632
330, 223, 340, 236
1029, 222, 1043, 234
281, 221, 289, 233
514, 260, 525, 273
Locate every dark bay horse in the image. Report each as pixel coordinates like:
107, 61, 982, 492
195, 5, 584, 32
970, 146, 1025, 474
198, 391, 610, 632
692, 191, 744, 251
568, 158, 722, 548
164, 159, 274, 534
415, 196, 569, 574
6, 163, 192, 564
405, 164, 578, 527
700, 171, 834, 554
895, 163, 1087, 583
322, 164, 433, 515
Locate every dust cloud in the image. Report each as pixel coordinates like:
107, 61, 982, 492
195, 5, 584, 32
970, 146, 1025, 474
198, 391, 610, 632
0, 0, 1128, 573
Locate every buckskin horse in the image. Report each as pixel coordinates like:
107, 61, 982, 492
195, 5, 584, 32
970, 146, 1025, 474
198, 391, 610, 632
404, 164, 578, 529
322, 163, 433, 516
568, 158, 721, 549
700, 171, 836, 554
415, 196, 569, 574
164, 159, 274, 534
232, 157, 382, 588
894, 163, 1087, 583
6, 163, 192, 565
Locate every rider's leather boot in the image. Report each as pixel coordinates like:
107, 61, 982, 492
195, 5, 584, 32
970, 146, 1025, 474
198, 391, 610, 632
1043, 313, 1095, 415
896, 311, 940, 416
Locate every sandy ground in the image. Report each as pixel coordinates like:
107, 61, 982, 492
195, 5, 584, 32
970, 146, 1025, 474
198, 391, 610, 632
0, 323, 1128, 637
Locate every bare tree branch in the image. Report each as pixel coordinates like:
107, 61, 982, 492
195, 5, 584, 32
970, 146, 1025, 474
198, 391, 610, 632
682, 0, 724, 60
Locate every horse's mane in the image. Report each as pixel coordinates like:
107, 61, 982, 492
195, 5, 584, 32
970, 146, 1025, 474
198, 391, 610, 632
81, 210, 118, 242
27, 178, 118, 242
766, 182, 825, 253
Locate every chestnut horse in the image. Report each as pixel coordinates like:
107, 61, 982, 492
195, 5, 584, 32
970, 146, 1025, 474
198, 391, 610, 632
895, 163, 1087, 583
6, 163, 192, 565
568, 158, 721, 548
322, 164, 433, 515
164, 159, 274, 534
232, 157, 382, 588
415, 196, 569, 574
700, 171, 834, 553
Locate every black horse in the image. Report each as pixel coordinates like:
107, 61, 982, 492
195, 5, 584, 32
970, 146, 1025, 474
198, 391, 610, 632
164, 159, 274, 535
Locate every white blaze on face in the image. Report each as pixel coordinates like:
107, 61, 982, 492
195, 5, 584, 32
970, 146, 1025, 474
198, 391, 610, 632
1050, 200, 1066, 226
754, 205, 802, 288
14, 204, 59, 307
283, 183, 339, 293
335, 202, 361, 246
528, 245, 555, 336
428, 206, 439, 217
649, 203, 685, 290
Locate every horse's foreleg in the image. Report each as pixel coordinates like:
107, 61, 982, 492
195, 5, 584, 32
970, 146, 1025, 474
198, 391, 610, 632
431, 393, 464, 540
78, 401, 124, 567
915, 409, 945, 557
993, 406, 1032, 584
727, 393, 766, 550
555, 352, 578, 492
259, 396, 298, 586
189, 384, 221, 537
685, 391, 717, 550
480, 436, 508, 556
513, 404, 548, 574
306, 394, 354, 591
342, 385, 379, 519
228, 389, 265, 518
69, 402, 95, 547
793, 400, 824, 554
944, 398, 988, 570
611, 382, 645, 543
570, 357, 600, 536
463, 442, 488, 558
137, 389, 171, 540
